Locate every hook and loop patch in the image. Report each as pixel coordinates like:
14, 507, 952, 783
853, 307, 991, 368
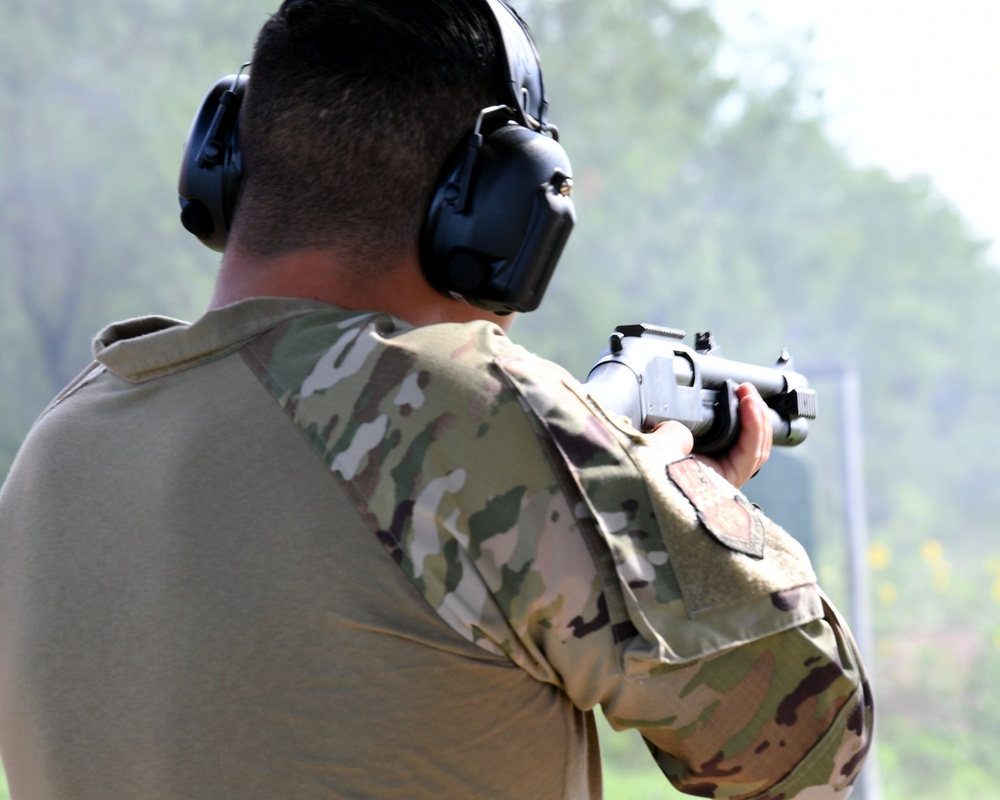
666, 457, 766, 559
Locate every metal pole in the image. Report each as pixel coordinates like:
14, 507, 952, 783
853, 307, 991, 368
813, 365, 881, 800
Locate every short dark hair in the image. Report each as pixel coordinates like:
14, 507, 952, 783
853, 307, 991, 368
231, 0, 504, 269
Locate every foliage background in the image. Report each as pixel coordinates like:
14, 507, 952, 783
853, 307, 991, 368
3, 0, 1000, 797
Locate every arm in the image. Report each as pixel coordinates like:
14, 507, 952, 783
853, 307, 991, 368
493, 348, 872, 798
603, 599, 872, 799
273, 315, 872, 799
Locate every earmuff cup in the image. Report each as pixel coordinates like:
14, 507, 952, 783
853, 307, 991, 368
178, 74, 247, 253
421, 122, 575, 313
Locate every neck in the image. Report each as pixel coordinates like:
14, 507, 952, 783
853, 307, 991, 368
209, 245, 513, 331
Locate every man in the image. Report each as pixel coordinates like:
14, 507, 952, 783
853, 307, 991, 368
0, 1, 872, 798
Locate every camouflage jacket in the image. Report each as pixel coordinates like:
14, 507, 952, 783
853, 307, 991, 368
35, 297, 869, 798
229, 298, 871, 799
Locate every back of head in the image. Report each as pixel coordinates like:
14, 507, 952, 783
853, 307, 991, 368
232, 0, 498, 270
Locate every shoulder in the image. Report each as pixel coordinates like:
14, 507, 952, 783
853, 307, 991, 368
240, 311, 607, 673
242, 310, 581, 461
243, 310, 531, 401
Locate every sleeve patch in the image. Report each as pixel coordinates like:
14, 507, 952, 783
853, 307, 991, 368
667, 457, 765, 559
638, 444, 817, 619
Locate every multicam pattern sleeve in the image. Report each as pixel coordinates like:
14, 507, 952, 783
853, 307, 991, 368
240, 309, 872, 799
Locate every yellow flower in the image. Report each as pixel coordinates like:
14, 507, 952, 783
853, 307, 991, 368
921, 539, 944, 566
868, 541, 892, 571
877, 582, 897, 606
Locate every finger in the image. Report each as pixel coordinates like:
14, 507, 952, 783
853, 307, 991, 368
650, 419, 694, 459
736, 384, 771, 473
698, 384, 771, 487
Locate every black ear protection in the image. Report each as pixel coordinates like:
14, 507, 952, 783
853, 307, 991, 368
420, 0, 575, 314
178, 65, 248, 253
177, 0, 575, 314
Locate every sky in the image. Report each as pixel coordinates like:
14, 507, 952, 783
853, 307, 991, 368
713, 0, 1000, 263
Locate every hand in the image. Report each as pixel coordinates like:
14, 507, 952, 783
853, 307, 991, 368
697, 382, 772, 488
648, 382, 771, 489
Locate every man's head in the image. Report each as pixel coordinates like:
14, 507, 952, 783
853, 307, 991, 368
231, 0, 499, 272
181, 0, 574, 315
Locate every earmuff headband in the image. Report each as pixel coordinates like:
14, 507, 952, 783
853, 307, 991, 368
480, 0, 548, 131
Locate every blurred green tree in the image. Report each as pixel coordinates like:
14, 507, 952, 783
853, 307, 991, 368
0, 0, 273, 474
